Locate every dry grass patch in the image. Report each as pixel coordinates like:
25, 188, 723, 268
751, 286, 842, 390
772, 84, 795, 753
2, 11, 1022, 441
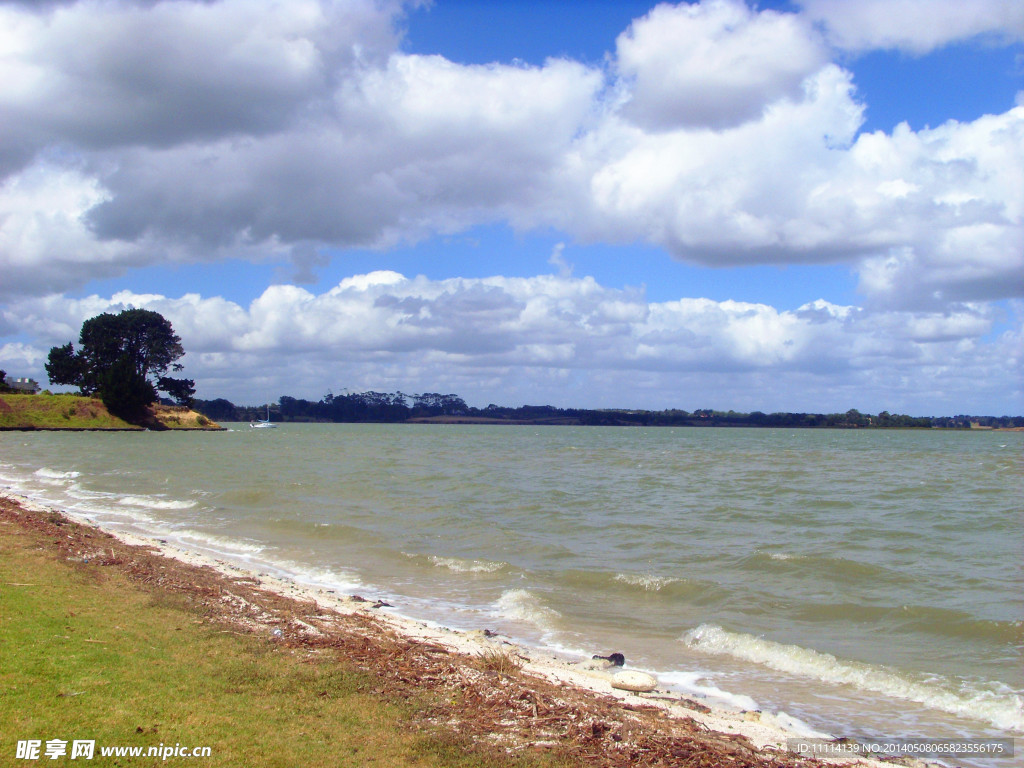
476, 646, 526, 677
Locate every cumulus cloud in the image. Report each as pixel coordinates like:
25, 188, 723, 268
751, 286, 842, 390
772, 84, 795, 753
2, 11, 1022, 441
81, 53, 601, 247
799, 0, 1024, 54
0, 162, 142, 298
0, 0, 1017, 312
0, 0, 1022, 412
0, 0, 399, 173
616, 0, 828, 130
549, 60, 1023, 309
850, 112, 1024, 307
5, 272, 1017, 413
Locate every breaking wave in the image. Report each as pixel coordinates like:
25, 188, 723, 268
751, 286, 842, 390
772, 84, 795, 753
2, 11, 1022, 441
117, 495, 197, 511
682, 624, 1024, 732
613, 573, 680, 591
429, 556, 506, 574
494, 589, 561, 635
34, 468, 81, 481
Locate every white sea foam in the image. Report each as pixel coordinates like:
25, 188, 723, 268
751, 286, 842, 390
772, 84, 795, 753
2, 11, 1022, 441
34, 468, 82, 480
157, 529, 364, 594
175, 530, 266, 555
117, 495, 197, 510
494, 589, 561, 634
659, 670, 760, 712
682, 624, 1024, 732
613, 573, 679, 591
773, 711, 832, 739
272, 561, 362, 594
71, 501, 155, 523
429, 556, 505, 574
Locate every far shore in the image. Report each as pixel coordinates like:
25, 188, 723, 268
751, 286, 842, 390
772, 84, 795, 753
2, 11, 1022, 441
1, 489, 918, 768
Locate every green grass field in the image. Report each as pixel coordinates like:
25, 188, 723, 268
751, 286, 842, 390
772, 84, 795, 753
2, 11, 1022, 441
0, 516, 562, 767
0, 393, 219, 430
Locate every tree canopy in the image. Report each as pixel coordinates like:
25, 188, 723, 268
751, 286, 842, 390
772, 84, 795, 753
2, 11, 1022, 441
45, 309, 195, 418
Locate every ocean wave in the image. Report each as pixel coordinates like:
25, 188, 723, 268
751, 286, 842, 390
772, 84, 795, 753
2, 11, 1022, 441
743, 549, 914, 587
270, 561, 362, 594
613, 573, 680, 591
117, 495, 197, 510
174, 531, 266, 555
34, 468, 82, 479
681, 624, 1024, 732
70, 501, 155, 523
659, 670, 760, 712
494, 589, 561, 633
34, 468, 81, 482
429, 556, 506, 574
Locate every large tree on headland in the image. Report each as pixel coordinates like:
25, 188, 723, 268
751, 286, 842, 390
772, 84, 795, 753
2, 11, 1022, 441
45, 309, 195, 418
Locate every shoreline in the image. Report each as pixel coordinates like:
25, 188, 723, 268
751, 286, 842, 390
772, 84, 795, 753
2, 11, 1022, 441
2, 489, 917, 768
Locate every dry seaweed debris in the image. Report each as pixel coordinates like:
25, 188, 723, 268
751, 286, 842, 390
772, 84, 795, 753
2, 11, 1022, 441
2, 496, 841, 768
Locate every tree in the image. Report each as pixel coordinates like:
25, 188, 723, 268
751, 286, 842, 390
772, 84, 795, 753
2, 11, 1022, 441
43, 343, 85, 390
157, 376, 196, 407
100, 356, 157, 421
45, 309, 194, 413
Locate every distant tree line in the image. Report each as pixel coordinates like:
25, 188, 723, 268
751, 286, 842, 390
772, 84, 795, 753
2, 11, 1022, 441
191, 392, 1024, 429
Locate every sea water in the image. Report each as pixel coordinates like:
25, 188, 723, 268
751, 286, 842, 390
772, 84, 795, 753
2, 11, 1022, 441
1, 425, 1020, 764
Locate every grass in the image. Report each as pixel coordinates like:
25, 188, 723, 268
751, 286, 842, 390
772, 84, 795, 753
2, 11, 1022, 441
0, 517, 564, 767
0, 393, 136, 429
0, 394, 220, 431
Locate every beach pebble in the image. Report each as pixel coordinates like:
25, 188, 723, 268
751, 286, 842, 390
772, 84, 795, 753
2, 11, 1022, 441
610, 670, 657, 693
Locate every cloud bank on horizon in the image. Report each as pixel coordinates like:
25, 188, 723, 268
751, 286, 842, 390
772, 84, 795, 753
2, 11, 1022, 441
0, 0, 1021, 413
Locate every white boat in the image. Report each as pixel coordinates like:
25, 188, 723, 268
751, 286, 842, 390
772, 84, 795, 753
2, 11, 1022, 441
250, 404, 278, 429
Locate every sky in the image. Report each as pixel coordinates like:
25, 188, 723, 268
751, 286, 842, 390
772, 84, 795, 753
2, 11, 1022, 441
0, 0, 1022, 415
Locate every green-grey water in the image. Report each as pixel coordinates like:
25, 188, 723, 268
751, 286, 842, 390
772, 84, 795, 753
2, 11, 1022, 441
2, 424, 1021, 762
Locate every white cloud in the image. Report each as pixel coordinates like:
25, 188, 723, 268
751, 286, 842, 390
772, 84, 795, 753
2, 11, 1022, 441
6, 273, 1018, 414
0, 342, 44, 373
799, 0, 1024, 54
616, 0, 828, 130
558, 64, 868, 257
0, 0, 399, 171
547, 242, 573, 278
850, 110, 1024, 306
0, 162, 143, 298
0, 0, 1021, 413
76, 53, 602, 256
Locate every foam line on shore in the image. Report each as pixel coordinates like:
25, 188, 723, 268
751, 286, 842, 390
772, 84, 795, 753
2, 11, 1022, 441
682, 623, 1024, 732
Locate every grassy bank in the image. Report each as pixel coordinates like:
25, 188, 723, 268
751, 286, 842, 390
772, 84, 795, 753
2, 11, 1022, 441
0, 393, 220, 430
0, 502, 560, 767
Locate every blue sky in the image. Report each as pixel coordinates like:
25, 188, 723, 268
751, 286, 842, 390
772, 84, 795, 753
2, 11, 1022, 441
1, 0, 1022, 414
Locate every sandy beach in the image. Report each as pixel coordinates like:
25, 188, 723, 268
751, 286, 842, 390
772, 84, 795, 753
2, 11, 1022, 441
1, 489, 930, 768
